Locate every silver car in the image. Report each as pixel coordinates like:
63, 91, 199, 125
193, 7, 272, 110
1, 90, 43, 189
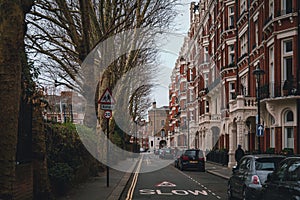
227, 154, 285, 200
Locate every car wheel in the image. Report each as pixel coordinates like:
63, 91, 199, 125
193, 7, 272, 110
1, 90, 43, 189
227, 183, 234, 200
179, 162, 184, 171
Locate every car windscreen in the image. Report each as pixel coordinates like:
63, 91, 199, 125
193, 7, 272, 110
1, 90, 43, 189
255, 157, 284, 171
185, 150, 196, 156
184, 150, 204, 158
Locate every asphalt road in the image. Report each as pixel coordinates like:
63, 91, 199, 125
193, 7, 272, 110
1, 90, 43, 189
120, 153, 228, 200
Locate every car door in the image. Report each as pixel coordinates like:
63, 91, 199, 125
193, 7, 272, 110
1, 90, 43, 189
282, 159, 300, 199
231, 157, 250, 196
263, 160, 290, 199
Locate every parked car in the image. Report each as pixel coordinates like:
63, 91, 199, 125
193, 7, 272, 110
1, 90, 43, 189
174, 149, 184, 168
177, 149, 205, 172
227, 154, 285, 200
159, 148, 174, 159
261, 156, 300, 200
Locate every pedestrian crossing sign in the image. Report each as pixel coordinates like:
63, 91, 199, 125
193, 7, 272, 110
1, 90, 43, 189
98, 88, 115, 105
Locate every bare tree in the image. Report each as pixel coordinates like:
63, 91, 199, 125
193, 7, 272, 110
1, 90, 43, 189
26, 0, 177, 129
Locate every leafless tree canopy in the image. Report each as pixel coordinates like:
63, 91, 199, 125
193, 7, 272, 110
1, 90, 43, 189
26, 0, 177, 125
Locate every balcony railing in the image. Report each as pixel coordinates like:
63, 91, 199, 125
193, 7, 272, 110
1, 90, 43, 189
229, 96, 256, 112
276, 8, 296, 17
260, 80, 299, 99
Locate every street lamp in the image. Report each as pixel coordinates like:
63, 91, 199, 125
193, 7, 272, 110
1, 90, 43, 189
253, 64, 265, 153
134, 116, 139, 153
153, 101, 156, 152
161, 128, 165, 147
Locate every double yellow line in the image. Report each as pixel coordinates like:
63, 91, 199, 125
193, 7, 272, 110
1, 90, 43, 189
126, 154, 143, 200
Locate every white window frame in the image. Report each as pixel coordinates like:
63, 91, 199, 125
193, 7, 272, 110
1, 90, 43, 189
284, 127, 294, 148
240, 0, 247, 14
204, 73, 209, 88
241, 34, 248, 55
255, 21, 259, 46
205, 101, 209, 113
228, 6, 234, 27
283, 110, 294, 149
229, 82, 235, 100
282, 39, 293, 82
269, 0, 274, 17
269, 46, 275, 97
270, 127, 275, 148
240, 74, 248, 96
204, 46, 209, 62
189, 68, 193, 81
282, 0, 293, 15
228, 45, 235, 64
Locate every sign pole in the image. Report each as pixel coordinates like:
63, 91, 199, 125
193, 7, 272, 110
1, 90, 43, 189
107, 117, 109, 187
98, 87, 115, 187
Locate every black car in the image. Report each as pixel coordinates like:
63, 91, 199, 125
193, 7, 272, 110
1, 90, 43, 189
227, 154, 285, 200
177, 149, 205, 172
262, 156, 300, 200
174, 149, 185, 168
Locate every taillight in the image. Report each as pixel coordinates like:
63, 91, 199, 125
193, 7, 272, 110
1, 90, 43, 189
182, 155, 189, 161
251, 175, 260, 184
198, 157, 204, 161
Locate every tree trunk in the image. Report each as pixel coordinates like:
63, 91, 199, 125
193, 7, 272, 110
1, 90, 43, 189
32, 103, 52, 200
0, 1, 24, 199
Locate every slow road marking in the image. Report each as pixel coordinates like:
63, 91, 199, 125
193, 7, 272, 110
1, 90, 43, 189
139, 189, 208, 196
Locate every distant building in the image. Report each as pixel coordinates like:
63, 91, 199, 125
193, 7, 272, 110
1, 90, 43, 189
45, 91, 85, 124
148, 102, 170, 150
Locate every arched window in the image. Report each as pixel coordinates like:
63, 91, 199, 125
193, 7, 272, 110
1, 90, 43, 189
285, 110, 293, 122
283, 110, 294, 149
269, 114, 276, 148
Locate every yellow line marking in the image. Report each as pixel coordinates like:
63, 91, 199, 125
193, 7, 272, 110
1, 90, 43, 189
125, 155, 143, 200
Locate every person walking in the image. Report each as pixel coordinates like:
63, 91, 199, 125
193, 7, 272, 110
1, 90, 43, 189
235, 145, 245, 163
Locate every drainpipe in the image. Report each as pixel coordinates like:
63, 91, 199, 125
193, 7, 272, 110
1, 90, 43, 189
297, 1, 300, 154
235, 0, 240, 96
247, 0, 251, 97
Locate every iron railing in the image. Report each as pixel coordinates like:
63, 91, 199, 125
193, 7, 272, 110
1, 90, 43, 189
260, 79, 299, 100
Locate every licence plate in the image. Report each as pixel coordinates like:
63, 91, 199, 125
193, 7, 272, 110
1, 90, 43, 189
190, 161, 198, 164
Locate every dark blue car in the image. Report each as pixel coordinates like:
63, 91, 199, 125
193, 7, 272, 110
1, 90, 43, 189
177, 149, 205, 172
262, 156, 300, 200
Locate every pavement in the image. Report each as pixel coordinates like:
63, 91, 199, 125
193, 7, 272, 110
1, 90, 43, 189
205, 161, 232, 180
59, 158, 232, 200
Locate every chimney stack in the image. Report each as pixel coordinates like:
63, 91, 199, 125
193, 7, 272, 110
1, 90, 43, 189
152, 101, 156, 109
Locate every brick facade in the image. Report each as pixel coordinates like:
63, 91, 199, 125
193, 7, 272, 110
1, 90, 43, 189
169, 0, 300, 166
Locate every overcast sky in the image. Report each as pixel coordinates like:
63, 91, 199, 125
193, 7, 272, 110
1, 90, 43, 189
150, 0, 194, 108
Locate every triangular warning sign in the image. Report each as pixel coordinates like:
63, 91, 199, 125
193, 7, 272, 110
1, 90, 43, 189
98, 88, 115, 104
155, 181, 176, 187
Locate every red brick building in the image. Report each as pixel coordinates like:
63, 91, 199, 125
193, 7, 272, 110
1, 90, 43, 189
169, 0, 300, 167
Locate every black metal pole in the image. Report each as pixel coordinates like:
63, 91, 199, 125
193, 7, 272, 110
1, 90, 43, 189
107, 118, 109, 187
154, 107, 155, 151
257, 76, 261, 153
135, 121, 137, 153
297, 1, 300, 154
